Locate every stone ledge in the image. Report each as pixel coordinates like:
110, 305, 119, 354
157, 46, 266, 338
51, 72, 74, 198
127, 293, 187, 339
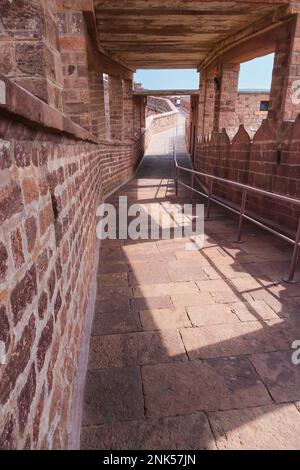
0, 76, 98, 144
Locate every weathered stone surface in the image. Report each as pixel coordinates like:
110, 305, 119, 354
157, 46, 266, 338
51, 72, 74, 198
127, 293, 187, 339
94, 297, 130, 314
10, 264, 37, 325
180, 322, 293, 359
0, 305, 10, 350
81, 412, 217, 450
17, 363, 36, 432
0, 242, 8, 283
39, 202, 54, 236
25, 216, 37, 253
38, 291, 48, 318
142, 358, 271, 417
33, 386, 45, 446
37, 316, 54, 372
133, 282, 198, 298
92, 310, 141, 335
130, 296, 173, 311
231, 300, 279, 322
54, 290, 62, 320
0, 141, 11, 169
0, 315, 36, 405
0, 415, 16, 450
47, 270, 56, 301
250, 351, 300, 403
96, 285, 132, 301
11, 228, 25, 268
15, 43, 44, 76
97, 272, 128, 286
0, 183, 23, 223
209, 404, 300, 450
88, 330, 186, 369
14, 143, 31, 167
21, 176, 40, 204
82, 368, 144, 426
187, 304, 240, 327
171, 291, 215, 308
140, 308, 191, 331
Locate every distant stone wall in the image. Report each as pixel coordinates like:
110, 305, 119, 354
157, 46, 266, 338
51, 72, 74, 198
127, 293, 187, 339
180, 97, 191, 113
146, 96, 174, 117
236, 92, 270, 137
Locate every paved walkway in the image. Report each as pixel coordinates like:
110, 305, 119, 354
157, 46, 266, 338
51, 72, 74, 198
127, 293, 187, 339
80, 112, 300, 450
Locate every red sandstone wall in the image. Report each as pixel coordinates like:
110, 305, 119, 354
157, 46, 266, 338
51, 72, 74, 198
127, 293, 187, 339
236, 92, 269, 136
0, 113, 144, 450
180, 97, 191, 113
146, 96, 174, 116
194, 118, 300, 235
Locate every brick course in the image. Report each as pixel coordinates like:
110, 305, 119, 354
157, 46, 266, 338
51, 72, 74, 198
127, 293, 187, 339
194, 116, 300, 234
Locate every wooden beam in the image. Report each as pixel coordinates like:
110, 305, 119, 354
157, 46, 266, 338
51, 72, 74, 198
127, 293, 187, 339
198, 6, 294, 71
86, 39, 134, 79
133, 89, 199, 96
83, 10, 135, 74
57, 0, 94, 11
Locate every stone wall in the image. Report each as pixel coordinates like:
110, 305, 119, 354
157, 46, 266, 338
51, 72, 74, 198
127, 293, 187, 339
146, 96, 174, 116
180, 97, 191, 113
145, 102, 179, 148
0, 0, 63, 111
194, 118, 300, 235
236, 92, 270, 137
0, 109, 144, 450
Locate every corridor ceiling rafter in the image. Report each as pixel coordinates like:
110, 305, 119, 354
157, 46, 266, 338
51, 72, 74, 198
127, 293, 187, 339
93, 0, 293, 69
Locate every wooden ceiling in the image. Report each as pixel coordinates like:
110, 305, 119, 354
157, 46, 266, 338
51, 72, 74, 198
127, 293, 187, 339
93, 0, 289, 70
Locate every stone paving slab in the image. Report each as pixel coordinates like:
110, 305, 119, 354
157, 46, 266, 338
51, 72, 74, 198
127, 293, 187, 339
142, 358, 271, 417
250, 351, 300, 403
187, 304, 240, 327
140, 308, 191, 331
180, 322, 294, 359
130, 295, 173, 311
82, 368, 144, 426
208, 404, 300, 450
88, 330, 187, 369
92, 310, 141, 335
81, 412, 217, 450
171, 291, 215, 308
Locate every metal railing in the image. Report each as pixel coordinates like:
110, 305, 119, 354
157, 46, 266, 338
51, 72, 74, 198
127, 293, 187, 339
173, 144, 300, 284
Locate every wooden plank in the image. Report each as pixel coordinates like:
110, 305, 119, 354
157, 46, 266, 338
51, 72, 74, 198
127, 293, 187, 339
198, 7, 293, 70
133, 89, 199, 96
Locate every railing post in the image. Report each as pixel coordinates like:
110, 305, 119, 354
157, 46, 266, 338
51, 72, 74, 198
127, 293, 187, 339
236, 188, 247, 243
191, 173, 194, 200
206, 179, 213, 220
283, 219, 300, 284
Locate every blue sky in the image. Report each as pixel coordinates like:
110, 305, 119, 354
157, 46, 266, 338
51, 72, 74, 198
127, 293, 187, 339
134, 53, 274, 91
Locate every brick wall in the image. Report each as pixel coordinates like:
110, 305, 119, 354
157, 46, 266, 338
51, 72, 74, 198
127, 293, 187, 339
194, 117, 300, 235
0, 111, 144, 450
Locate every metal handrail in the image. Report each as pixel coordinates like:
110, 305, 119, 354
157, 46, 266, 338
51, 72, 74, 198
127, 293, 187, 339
173, 142, 300, 284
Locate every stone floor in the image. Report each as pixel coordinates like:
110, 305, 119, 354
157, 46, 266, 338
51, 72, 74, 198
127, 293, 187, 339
80, 112, 300, 450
